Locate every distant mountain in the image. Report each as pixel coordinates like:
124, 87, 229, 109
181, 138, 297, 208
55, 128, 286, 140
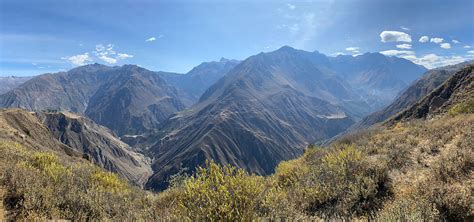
144, 46, 425, 190
0, 109, 151, 186
0, 76, 32, 94
388, 64, 473, 123
329, 53, 427, 110
0, 64, 185, 136
157, 58, 239, 105
356, 61, 473, 128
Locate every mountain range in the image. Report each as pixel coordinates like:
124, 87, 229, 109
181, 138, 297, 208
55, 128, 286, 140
140, 46, 427, 190
0, 64, 185, 136
0, 46, 429, 191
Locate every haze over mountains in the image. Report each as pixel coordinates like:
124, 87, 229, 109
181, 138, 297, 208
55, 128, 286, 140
356, 61, 474, 128
0, 76, 32, 94
0, 46, 431, 191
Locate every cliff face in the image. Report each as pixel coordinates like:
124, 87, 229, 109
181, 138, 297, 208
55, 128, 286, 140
0, 109, 151, 186
388, 65, 473, 123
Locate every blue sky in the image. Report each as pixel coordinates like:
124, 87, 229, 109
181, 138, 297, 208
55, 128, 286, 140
0, 0, 473, 76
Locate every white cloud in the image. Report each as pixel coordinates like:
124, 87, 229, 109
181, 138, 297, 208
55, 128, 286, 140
419, 36, 429, 43
289, 23, 300, 34
146, 37, 156, 42
331, 52, 345, 56
396, 43, 412, 49
345, 47, 360, 53
440, 43, 451, 49
468, 50, 474, 54
287, 3, 296, 10
380, 31, 412, 43
62, 53, 92, 66
463, 45, 472, 49
430, 37, 443, 44
98, 55, 117, 64
158, 34, 164, 38
452, 40, 460, 44
401, 53, 468, 69
400, 26, 410, 31
93, 43, 132, 64
117, 53, 134, 59
380, 50, 415, 56
62, 43, 133, 66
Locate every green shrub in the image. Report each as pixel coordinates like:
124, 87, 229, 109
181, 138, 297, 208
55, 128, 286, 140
376, 193, 438, 221
448, 100, 474, 116
0, 142, 160, 221
175, 161, 266, 221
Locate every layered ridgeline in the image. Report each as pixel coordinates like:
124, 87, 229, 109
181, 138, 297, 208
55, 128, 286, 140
388, 64, 473, 123
144, 46, 426, 190
157, 58, 239, 105
356, 61, 474, 128
0, 63, 471, 221
0, 64, 185, 136
0, 109, 151, 185
0, 76, 32, 94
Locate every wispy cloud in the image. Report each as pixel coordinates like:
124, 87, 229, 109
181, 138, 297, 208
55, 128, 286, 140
345, 47, 360, 54
146, 37, 156, 42
430, 37, 443, 44
117, 53, 134, 59
452, 39, 460, 44
276, 1, 336, 50
419, 36, 429, 43
287, 3, 296, 10
440, 43, 451, 49
400, 26, 410, 31
396, 43, 412, 49
401, 54, 468, 69
146, 35, 164, 42
380, 31, 412, 43
62, 53, 92, 66
62, 43, 133, 66
380, 50, 415, 56
464, 45, 472, 49
331, 52, 345, 56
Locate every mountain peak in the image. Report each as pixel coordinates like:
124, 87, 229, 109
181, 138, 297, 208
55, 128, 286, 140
277, 45, 297, 52
219, 57, 230, 63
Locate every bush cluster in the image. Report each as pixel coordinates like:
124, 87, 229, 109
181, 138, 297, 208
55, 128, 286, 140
0, 142, 159, 221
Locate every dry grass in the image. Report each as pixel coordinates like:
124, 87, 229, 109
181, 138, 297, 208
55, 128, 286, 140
0, 141, 160, 221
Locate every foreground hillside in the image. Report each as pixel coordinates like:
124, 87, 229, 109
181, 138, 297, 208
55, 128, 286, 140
0, 109, 151, 185
1, 112, 471, 220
